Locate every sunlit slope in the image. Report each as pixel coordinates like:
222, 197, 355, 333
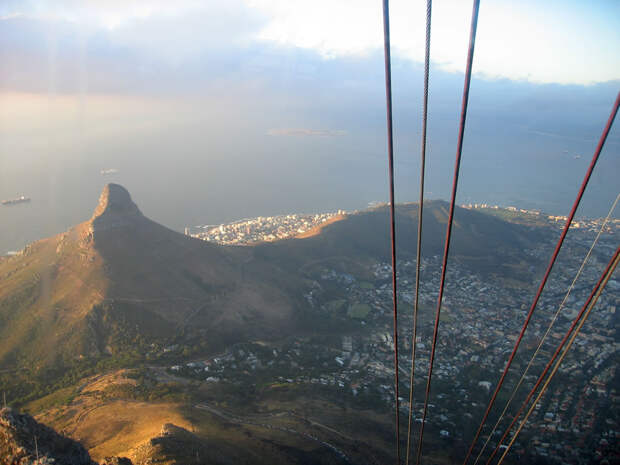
0, 220, 109, 369
0, 184, 297, 369
32, 369, 403, 465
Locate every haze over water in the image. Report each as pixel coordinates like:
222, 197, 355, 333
1, 0, 619, 254
1, 89, 618, 255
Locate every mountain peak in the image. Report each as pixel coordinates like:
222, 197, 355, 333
92, 184, 141, 219
90, 184, 143, 231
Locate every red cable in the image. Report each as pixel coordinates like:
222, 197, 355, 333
485, 245, 620, 464
415, 1, 481, 463
462, 90, 620, 464
381, 1, 401, 463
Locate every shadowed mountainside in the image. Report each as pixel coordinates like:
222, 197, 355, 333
0, 185, 546, 465
0, 186, 542, 377
259, 201, 541, 278
0, 184, 299, 372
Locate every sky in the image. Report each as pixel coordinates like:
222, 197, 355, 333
3, 0, 619, 84
0, 0, 619, 252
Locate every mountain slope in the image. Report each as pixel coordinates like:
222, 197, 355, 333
258, 201, 541, 277
0, 186, 542, 380
0, 184, 298, 372
0, 186, 547, 463
0, 407, 95, 465
0, 407, 136, 465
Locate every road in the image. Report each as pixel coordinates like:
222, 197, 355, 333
195, 402, 351, 463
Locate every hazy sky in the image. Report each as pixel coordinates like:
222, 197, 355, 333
0, 1, 619, 252
3, 0, 619, 84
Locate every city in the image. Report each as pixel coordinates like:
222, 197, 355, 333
187, 211, 347, 245
158, 207, 619, 464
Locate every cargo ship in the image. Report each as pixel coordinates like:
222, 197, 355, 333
2, 196, 31, 206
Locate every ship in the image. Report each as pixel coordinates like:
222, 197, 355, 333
2, 195, 31, 206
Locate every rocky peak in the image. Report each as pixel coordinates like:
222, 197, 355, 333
92, 184, 141, 220
89, 184, 143, 233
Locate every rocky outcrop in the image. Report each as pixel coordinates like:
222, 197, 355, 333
0, 408, 132, 465
100, 458, 132, 465
131, 423, 231, 465
89, 184, 143, 234
0, 407, 94, 465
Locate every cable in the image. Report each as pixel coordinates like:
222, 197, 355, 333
415, 1, 480, 463
473, 192, 620, 465
462, 90, 620, 465
487, 247, 618, 465
405, 1, 432, 464
381, 1, 401, 462
497, 247, 620, 464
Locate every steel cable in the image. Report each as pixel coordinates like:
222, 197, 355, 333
474, 192, 620, 465
496, 247, 620, 464
405, 1, 432, 464
462, 90, 620, 465
415, 1, 481, 463
381, 1, 401, 462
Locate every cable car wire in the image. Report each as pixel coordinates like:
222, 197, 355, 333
415, 1, 480, 463
496, 246, 620, 464
462, 89, 620, 465
381, 1, 401, 462
405, 1, 432, 464
473, 191, 620, 465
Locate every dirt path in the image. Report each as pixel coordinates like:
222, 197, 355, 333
195, 402, 351, 463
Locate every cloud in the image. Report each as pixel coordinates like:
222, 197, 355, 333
1, 0, 207, 29
267, 128, 347, 137
3, 0, 619, 87
245, 0, 620, 85
0, 3, 267, 94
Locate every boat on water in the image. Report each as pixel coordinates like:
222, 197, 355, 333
100, 168, 119, 175
2, 196, 31, 206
